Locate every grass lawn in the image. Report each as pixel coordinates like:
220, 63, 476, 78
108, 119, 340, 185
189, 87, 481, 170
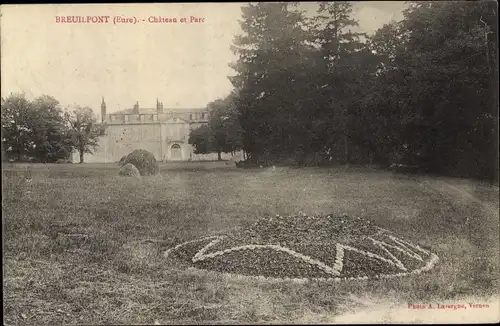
3, 162, 499, 324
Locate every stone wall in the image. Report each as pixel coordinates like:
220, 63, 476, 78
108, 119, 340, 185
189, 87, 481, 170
191, 151, 243, 161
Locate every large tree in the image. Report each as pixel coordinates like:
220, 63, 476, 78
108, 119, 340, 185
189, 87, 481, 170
310, 1, 376, 163
188, 124, 212, 156
225, 1, 497, 180
229, 3, 314, 164
189, 94, 243, 160
64, 106, 104, 163
1, 93, 71, 162
1, 93, 35, 161
360, 1, 498, 179
208, 94, 243, 160
31, 95, 73, 162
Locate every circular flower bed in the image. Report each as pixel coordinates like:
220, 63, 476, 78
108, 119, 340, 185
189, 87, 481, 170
164, 214, 439, 282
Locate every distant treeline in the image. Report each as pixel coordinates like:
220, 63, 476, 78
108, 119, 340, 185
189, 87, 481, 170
214, 2, 497, 181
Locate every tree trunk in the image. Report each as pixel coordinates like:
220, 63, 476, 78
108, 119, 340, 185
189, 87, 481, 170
344, 135, 349, 163
79, 149, 84, 163
480, 17, 492, 73
217, 151, 222, 161
18, 133, 23, 162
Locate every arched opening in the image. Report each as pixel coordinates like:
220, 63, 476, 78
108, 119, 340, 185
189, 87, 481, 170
171, 144, 182, 160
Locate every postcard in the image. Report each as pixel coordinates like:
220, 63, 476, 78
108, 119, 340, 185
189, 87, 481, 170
2, 2, 498, 325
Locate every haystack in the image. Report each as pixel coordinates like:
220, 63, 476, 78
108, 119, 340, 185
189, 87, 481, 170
118, 155, 127, 166
120, 149, 159, 176
118, 163, 141, 177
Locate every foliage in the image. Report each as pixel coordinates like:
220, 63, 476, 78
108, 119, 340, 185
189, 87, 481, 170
64, 106, 105, 164
188, 124, 212, 155
120, 149, 159, 176
1, 93, 72, 163
1, 93, 32, 161
363, 1, 498, 180
118, 163, 141, 178
1, 147, 7, 162
189, 93, 243, 160
208, 93, 243, 158
228, 1, 498, 181
230, 3, 314, 164
1, 94, 106, 164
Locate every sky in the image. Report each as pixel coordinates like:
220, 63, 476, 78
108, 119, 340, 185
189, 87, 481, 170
1, 2, 407, 115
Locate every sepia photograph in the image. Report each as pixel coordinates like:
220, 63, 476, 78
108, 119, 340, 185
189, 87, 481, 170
1, 1, 499, 324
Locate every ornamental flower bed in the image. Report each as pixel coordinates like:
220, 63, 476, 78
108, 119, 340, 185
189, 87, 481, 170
164, 214, 439, 282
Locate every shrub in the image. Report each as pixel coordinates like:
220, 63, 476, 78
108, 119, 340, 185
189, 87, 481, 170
118, 155, 127, 166
120, 149, 159, 176
118, 163, 141, 177
56, 158, 70, 164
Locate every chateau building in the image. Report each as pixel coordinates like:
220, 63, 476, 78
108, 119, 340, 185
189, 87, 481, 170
73, 98, 233, 163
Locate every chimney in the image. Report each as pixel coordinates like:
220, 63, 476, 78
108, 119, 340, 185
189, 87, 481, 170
156, 98, 163, 113
157, 99, 164, 114
100, 97, 107, 123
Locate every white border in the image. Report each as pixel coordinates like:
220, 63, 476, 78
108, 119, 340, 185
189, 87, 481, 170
180, 253, 439, 284
164, 230, 440, 282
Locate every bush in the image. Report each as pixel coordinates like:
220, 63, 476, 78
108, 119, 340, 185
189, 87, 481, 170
118, 155, 127, 166
56, 158, 70, 164
120, 149, 159, 176
118, 163, 141, 177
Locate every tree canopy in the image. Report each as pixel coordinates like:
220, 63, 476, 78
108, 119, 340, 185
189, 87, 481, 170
64, 106, 104, 163
189, 93, 243, 160
225, 1, 498, 181
1, 93, 106, 163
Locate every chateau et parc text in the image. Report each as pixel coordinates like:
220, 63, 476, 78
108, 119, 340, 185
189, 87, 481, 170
55, 15, 206, 24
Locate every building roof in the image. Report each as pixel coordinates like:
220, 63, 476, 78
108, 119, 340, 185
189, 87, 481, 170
111, 108, 208, 115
